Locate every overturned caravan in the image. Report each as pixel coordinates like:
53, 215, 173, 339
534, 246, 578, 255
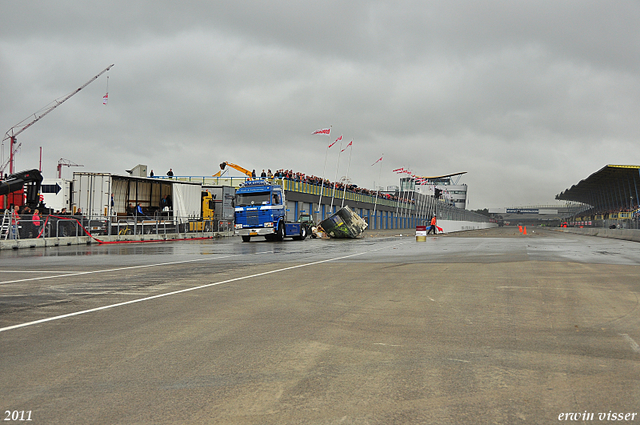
318, 206, 368, 238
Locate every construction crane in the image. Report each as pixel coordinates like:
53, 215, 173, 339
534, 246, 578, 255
212, 161, 253, 178
1, 64, 114, 176
57, 158, 84, 178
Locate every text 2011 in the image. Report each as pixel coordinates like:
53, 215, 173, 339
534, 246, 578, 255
4, 411, 32, 421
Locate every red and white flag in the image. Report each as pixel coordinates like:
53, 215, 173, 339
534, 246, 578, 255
312, 127, 331, 135
371, 155, 383, 166
329, 135, 342, 148
102, 93, 108, 105
340, 140, 353, 152
392, 168, 405, 173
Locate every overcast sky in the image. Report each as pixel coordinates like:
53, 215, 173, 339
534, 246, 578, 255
1, 1, 639, 209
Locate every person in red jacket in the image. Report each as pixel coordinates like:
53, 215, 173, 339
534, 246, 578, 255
427, 214, 437, 235
32, 209, 41, 237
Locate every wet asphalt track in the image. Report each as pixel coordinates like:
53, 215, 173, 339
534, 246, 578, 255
1, 227, 640, 424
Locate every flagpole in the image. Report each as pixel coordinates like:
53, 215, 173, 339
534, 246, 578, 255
400, 176, 409, 228
317, 144, 330, 222
409, 177, 417, 228
418, 181, 425, 225
312, 126, 331, 222
404, 174, 413, 227
396, 173, 404, 214
341, 141, 353, 208
402, 176, 409, 227
372, 156, 383, 230
330, 139, 343, 212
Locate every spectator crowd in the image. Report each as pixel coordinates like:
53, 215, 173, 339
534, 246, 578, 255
251, 168, 414, 204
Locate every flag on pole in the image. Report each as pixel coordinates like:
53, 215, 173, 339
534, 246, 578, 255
340, 140, 353, 152
312, 127, 331, 135
329, 135, 342, 148
371, 155, 383, 166
103, 75, 109, 105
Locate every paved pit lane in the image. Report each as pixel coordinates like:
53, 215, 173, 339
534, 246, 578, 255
1, 227, 640, 424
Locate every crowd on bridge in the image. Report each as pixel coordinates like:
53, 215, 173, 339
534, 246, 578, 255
249, 168, 415, 204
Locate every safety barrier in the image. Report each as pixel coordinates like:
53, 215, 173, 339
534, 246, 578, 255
566, 215, 640, 230
2, 214, 234, 242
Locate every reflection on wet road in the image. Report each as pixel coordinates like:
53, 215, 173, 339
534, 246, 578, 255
2, 227, 640, 424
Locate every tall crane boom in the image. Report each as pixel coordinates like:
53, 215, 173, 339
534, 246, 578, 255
57, 158, 84, 178
1, 64, 114, 175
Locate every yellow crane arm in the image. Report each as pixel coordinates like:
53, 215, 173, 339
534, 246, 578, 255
212, 162, 253, 178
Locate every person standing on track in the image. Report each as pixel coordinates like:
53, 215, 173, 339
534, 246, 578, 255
427, 214, 437, 235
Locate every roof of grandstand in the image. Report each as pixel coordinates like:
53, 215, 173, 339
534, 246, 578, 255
556, 165, 640, 209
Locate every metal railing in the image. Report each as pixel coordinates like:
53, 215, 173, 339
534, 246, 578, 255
3, 214, 234, 240
587, 218, 640, 230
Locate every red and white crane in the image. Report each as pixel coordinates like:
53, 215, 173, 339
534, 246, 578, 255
1, 64, 114, 176
57, 158, 84, 179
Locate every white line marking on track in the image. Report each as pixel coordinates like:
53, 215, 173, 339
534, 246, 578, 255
0, 270, 86, 274
0, 255, 237, 286
0, 242, 405, 333
620, 334, 640, 354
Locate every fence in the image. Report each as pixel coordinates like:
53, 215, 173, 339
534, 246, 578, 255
280, 178, 491, 227
594, 218, 639, 230
2, 214, 234, 241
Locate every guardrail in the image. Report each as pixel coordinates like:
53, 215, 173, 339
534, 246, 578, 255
2, 214, 234, 241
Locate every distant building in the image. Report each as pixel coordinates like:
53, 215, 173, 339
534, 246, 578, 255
489, 202, 587, 225
400, 172, 468, 209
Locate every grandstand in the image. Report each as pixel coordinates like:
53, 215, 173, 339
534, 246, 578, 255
556, 165, 640, 229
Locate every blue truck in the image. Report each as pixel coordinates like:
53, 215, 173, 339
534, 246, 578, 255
234, 180, 308, 242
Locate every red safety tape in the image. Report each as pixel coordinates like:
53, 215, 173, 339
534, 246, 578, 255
97, 236, 213, 245
35, 216, 48, 239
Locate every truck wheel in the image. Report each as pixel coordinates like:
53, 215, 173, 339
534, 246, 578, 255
294, 225, 307, 240
242, 236, 251, 242
277, 222, 285, 241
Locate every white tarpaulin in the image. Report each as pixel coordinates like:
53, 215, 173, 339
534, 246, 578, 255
172, 182, 202, 221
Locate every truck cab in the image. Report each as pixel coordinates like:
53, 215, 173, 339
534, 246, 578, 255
234, 180, 307, 242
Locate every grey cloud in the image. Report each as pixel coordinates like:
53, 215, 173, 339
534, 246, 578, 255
2, 1, 639, 209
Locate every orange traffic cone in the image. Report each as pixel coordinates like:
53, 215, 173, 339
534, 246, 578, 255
523, 226, 527, 235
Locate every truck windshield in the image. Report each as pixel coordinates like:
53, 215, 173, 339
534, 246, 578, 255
235, 192, 271, 207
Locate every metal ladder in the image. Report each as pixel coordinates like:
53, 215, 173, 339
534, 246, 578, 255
1, 210, 10, 240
